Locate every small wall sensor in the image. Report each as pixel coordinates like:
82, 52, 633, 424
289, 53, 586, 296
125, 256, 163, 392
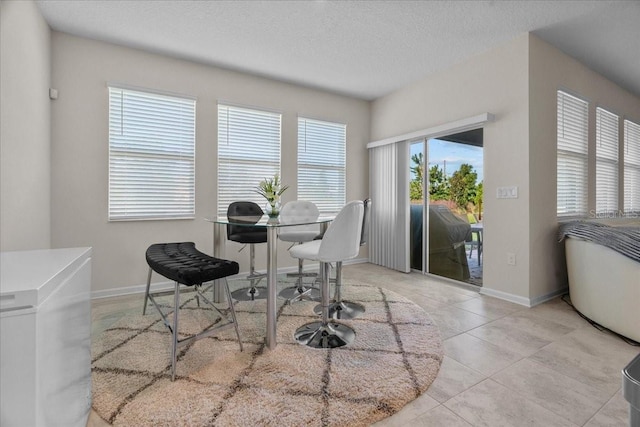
49, 88, 58, 100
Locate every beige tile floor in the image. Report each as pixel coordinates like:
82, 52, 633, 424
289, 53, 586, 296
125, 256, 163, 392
88, 263, 638, 427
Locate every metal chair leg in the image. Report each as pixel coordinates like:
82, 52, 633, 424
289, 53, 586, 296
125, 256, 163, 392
294, 262, 355, 348
279, 258, 320, 303
232, 244, 267, 301
313, 261, 364, 320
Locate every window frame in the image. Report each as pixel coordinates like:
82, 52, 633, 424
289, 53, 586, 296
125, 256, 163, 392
557, 90, 589, 218
217, 103, 282, 217
107, 85, 196, 221
624, 119, 640, 214
297, 116, 347, 214
595, 107, 619, 214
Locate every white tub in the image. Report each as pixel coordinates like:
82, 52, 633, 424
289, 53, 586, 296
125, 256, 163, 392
565, 236, 640, 343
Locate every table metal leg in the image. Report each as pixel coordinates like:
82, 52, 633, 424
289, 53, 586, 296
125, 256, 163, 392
212, 223, 225, 303
266, 227, 278, 350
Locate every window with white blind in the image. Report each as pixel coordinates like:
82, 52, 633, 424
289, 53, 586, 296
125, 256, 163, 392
557, 91, 589, 217
217, 104, 281, 216
624, 119, 640, 213
108, 86, 196, 221
298, 117, 346, 214
595, 107, 619, 214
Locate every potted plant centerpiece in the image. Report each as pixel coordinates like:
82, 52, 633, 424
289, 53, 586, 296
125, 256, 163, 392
255, 174, 289, 218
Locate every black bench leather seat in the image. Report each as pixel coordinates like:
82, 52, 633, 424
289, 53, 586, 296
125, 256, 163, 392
145, 242, 239, 286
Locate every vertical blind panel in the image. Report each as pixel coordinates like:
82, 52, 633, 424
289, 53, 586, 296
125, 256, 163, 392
369, 142, 410, 273
108, 87, 195, 220
624, 120, 640, 212
298, 118, 346, 213
557, 91, 589, 217
218, 104, 281, 216
595, 108, 619, 213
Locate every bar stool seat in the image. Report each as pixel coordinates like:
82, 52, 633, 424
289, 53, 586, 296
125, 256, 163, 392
146, 243, 239, 285
143, 242, 243, 380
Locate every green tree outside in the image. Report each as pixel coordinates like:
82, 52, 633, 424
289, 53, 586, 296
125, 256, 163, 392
474, 181, 483, 219
428, 164, 450, 201
410, 155, 482, 217
449, 163, 478, 211
410, 153, 424, 202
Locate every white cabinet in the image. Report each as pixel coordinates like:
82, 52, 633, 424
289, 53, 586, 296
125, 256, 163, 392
1, 247, 92, 427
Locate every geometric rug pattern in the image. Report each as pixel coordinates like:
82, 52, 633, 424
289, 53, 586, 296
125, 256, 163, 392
91, 279, 443, 426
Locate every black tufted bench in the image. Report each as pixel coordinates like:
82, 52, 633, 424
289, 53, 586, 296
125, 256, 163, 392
143, 242, 243, 380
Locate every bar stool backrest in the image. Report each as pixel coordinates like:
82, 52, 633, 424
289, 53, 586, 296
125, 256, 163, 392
279, 200, 320, 242
360, 198, 371, 246
318, 200, 364, 263
226, 201, 267, 243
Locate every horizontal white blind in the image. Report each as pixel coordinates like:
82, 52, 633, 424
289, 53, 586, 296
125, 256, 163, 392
557, 91, 588, 217
218, 104, 281, 216
298, 118, 346, 214
624, 119, 640, 212
108, 86, 195, 221
595, 107, 619, 213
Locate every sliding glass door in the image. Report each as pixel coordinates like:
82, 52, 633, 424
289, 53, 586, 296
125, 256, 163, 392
409, 140, 425, 271
409, 130, 484, 286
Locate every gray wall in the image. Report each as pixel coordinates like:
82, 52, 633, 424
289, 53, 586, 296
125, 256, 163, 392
1, 0, 51, 251
50, 32, 371, 294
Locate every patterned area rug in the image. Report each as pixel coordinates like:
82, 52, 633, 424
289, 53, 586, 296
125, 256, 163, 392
91, 280, 443, 426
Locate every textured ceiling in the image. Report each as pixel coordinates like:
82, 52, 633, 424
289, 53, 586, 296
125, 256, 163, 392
35, 0, 640, 101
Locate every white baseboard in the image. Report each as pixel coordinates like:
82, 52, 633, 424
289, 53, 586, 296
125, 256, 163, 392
529, 286, 569, 307
91, 280, 174, 300
480, 286, 569, 308
90, 257, 369, 300
479, 287, 531, 307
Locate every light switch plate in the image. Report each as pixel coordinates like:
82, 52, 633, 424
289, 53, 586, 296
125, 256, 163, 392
496, 186, 518, 199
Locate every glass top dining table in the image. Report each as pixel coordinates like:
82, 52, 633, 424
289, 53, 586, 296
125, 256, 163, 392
204, 214, 333, 350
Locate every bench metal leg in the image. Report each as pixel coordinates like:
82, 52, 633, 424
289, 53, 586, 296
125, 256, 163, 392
223, 278, 243, 352
145, 276, 243, 381
171, 281, 180, 381
143, 267, 153, 315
